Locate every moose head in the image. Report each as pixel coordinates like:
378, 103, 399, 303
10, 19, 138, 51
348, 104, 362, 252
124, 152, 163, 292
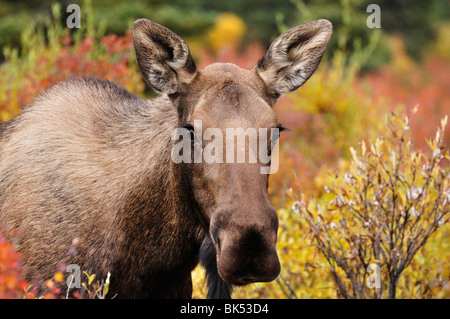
132, 18, 332, 289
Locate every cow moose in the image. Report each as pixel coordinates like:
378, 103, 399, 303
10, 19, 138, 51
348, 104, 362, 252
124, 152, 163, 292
0, 18, 332, 298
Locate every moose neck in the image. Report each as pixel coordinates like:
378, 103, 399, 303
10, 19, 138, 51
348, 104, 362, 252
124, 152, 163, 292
115, 94, 205, 269
107, 95, 206, 297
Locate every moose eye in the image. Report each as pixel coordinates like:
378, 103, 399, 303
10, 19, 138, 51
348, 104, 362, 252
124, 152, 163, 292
183, 124, 195, 142
276, 125, 287, 134
268, 125, 287, 156
272, 125, 286, 144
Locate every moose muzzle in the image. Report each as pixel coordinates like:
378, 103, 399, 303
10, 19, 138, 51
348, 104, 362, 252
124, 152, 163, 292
210, 205, 280, 285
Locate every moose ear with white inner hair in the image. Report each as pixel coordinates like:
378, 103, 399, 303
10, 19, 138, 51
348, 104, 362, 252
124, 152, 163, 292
132, 19, 198, 94
254, 19, 333, 98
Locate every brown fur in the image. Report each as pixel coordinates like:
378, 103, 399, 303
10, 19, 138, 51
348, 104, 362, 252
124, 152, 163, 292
0, 19, 332, 298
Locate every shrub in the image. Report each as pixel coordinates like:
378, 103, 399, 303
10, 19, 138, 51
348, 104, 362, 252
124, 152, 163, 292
293, 111, 449, 298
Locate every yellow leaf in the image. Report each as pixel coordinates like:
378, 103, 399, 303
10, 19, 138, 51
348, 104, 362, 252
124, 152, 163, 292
53, 272, 64, 283
375, 137, 384, 154
83, 271, 96, 286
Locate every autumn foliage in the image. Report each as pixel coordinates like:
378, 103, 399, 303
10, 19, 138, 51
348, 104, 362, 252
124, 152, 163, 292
0, 234, 28, 298
0, 5, 144, 123
0, 5, 449, 299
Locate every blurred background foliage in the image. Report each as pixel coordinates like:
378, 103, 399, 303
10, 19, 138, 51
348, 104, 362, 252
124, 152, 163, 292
1, 0, 449, 65
0, 0, 449, 298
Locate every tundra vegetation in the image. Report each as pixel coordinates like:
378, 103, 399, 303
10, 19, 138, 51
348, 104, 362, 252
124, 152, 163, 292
0, 1, 449, 298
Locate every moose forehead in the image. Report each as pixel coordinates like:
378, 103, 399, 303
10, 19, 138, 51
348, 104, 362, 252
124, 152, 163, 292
188, 63, 278, 129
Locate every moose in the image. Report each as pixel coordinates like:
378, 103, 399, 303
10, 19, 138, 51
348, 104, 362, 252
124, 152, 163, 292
0, 18, 332, 298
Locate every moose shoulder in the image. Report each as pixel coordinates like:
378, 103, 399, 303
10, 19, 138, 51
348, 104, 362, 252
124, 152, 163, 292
0, 19, 332, 298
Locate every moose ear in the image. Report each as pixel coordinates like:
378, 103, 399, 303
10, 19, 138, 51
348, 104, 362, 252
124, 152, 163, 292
254, 19, 332, 97
132, 19, 198, 94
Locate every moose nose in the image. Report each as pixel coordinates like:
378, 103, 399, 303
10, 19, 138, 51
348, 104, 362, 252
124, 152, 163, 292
215, 219, 280, 285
